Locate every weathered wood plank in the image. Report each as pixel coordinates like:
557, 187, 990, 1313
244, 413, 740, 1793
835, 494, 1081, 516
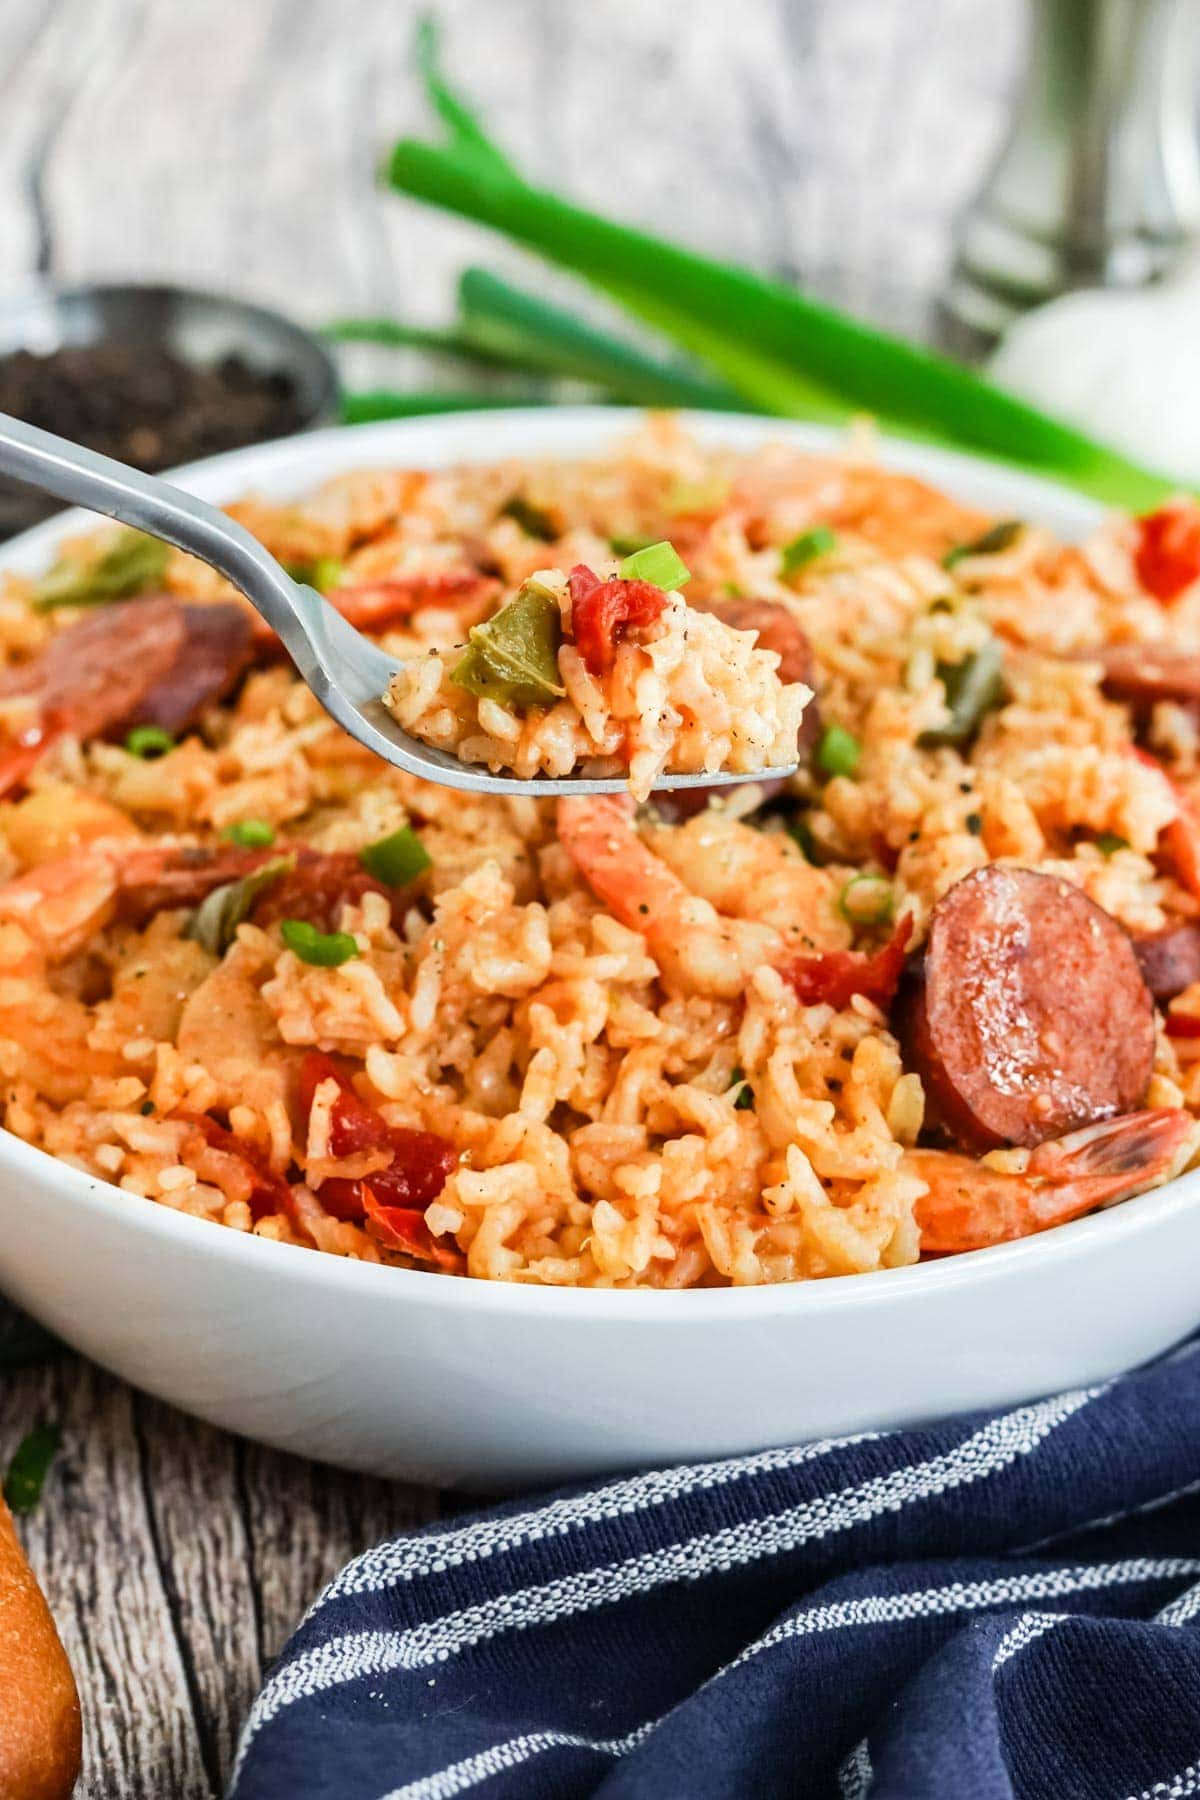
237, 1439, 440, 1672
133, 1395, 260, 1794
0, 1355, 211, 1799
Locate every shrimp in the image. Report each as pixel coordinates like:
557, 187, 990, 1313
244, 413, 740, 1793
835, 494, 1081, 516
557, 797, 898, 1005
0, 846, 125, 959
556, 795, 779, 998
0, 840, 267, 960
640, 810, 849, 946
907, 1107, 1194, 1253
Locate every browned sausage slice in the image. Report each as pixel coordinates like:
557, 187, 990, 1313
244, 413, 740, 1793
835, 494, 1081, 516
0, 596, 253, 745
657, 598, 819, 820
900, 866, 1155, 1149
1133, 922, 1200, 1001
1090, 644, 1200, 709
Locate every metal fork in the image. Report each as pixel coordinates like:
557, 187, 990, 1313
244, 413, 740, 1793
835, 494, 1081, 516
0, 414, 797, 798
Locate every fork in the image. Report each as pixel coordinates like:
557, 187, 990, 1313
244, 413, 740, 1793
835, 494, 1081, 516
0, 413, 797, 798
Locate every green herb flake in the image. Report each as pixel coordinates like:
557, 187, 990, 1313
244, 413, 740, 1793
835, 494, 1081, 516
918, 639, 1006, 750
664, 477, 729, 516
780, 525, 837, 579
360, 824, 431, 887
616, 541, 690, 590
33, 529, 170, 611
284, 557, 344, 593
186, 855, 294, 958
451, 580, 565, 710
838, 873, 895, 926
500, 495, 557, 540
816, 723, 861, 778
1095, 831, 1130, 857
966, 812, 984, 836
4, 1422, 61, 1514
224, 819, 276, 849
728, 1067, 755, 1110
124, 725, 175, 759
609, 534, 656, 557
942, 519, 1024, 570
280, 918, 360, 967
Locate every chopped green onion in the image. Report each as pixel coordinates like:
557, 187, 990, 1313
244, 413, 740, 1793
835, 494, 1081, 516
124, 725, 175, 759
187, 855, 294, 957
451, 580, 564, 710
280, 919, 360, 967
284, 557, 345, 593
341, 389, 548, 424
360, 825, 432, 887
4, 1422, 60, 1514
918, 639, 1006, 749
388, 33, 1182, 510
781, 525, 837, 578
33, 529, 170, 611
224, 819, 276, 849
728, 1067, 755, 1110
942, 520, 1024, 570
838, 873, 895, 925
665, 477, 729, 515
1095, 831, 1130, 857
816, 723, 861, 778
500, 495, 556, 540
616, 541, 690, 590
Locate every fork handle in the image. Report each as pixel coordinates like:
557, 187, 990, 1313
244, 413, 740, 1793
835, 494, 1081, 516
0, 410, 323, 673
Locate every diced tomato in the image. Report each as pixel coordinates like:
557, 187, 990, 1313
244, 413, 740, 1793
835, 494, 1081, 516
1129, 746, 1200, 901
781, 913, 914, 1010
361, 1189, 464, 1271
568, 563, 669, 677
1135, 502, 1200, 605
0, 726, 57, 799
1166, 1013, 1200, 1039
297, 1051, 458, 1255
298, 1051, 391, 1156
172, 1111, 297, 1223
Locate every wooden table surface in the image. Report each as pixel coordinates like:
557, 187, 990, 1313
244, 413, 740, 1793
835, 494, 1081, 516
0, 1, 1022, 1793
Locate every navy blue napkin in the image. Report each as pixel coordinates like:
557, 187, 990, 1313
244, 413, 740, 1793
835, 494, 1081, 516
229, 1339, 1200, 1800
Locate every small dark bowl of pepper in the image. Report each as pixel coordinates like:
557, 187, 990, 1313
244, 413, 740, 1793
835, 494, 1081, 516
0, 282, 341, 535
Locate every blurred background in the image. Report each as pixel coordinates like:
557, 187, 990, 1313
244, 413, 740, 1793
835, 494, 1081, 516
0, 0, 1026, 369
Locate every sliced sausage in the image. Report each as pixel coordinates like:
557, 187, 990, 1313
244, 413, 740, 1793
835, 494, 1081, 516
1133, 922, 1200, 1001
899, 866, 1155, 1150
1089, 644, 1200, 710
251, 850, 404, 932
116, 845, 405, 932
5, 596, 253, 743
657, 599, 819, 821
116, 843, 276, 921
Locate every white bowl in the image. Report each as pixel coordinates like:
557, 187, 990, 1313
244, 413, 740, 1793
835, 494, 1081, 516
0, 407, 1195, 1490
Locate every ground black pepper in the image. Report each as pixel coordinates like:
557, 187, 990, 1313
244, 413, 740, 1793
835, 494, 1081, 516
0, 343, 305, 474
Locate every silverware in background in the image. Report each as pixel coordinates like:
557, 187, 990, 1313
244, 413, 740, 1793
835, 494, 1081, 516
945, 0, 1200, 349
